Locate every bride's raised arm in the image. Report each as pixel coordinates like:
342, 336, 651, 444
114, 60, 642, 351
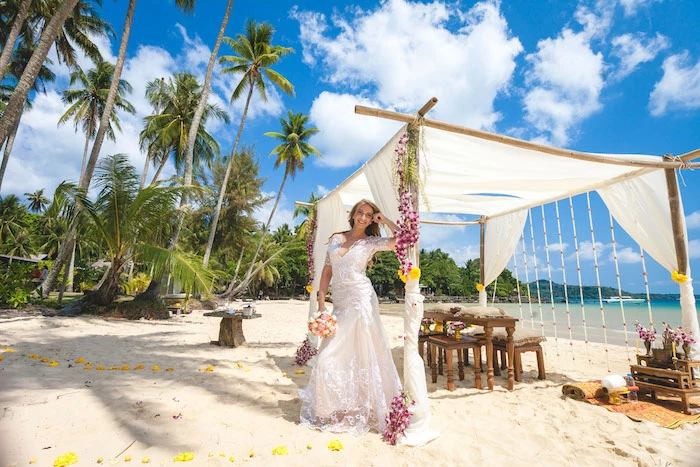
373, 212, 398, 250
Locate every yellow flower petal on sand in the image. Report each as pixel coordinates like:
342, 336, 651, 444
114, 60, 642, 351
134, 365, 144, 370
281, 372, 287, 377
83, 362, 92, 367
307, 443, 312, 450
4, 348, 15, 353
97, 457, 103, 464
125, 455, 131, 462
236, 362, 243, 368
219, 453, 225, 457
152, 365, 160, 371
0, 356, 3, 361
249, 450, 254, 458
205, 365, 214, 372
165, 367, 174, 371
271, 446, 288, 455
74, 357, 85, 363
48, 360, 59, 367
96, 366, 105, 371
28, 354, 39, 359
109, 366, 118, 370
29, 458, 36, 464
327, 440, 343, 451
229, 456, 235, 462
141, 457, 150, 463
295, 369, 305, 374
121, 365, 130, 371
41, 357, 48, 363
173, 452, 194, 462
244, 368, 251, 372
53, 451, 79, 467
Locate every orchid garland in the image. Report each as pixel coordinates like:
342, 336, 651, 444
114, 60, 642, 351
393, 132, 420, 278
382, 392, 415, 445
294, 337, 318, 366
305, 206, 318, 294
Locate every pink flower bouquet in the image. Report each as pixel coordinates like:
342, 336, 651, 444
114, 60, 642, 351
308, 312, 338, 338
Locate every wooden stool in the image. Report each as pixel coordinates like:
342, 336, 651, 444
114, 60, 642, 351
428, 335, 483, 391
493, 341, 545, 381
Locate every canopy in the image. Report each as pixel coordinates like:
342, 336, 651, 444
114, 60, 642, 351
307, 114, 699, 446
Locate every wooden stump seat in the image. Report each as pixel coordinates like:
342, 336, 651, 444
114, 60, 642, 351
428, 335, 483, 391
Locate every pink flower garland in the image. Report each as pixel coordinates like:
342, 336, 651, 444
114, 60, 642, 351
382, 392, 414, 445
394, 133, 420, 276
294, 337, 317, 366
305, 215, 317, 292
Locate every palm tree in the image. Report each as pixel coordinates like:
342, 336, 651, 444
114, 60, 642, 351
58, 59, 135, 178
0, 194, 28, 247
60, 154, 213, 312
202, 20, 295, 267
42, 0, 197, 298
225, 111, 320, 298
293, 191, 321, 238
0, 44, 55, 191
50, 0, 113, 69
24, 188, 49, 212
139, 73, 228, 184
0, 0, 34, 81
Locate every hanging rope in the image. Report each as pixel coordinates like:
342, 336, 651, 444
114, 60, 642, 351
608, 213, 632, 364
511, 252, 525, 328
528, 209, 546, 336
639, 246, 655, 327
555, 201, 575, 360
490, 277, 498, 306
541, 205, 560, 357
569, 196, 592, 364
586, 193, 611, 372
520, 234, 535, 329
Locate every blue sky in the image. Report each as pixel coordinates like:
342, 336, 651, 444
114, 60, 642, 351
4, 0, 700, 293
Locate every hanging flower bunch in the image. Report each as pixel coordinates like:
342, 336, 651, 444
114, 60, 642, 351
305, 207, 318, 293
382, 392, 415, 445
393, 132, 420, 279
634, 321, 656, 343
294, 337, 318, 366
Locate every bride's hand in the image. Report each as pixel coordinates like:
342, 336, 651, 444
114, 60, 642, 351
373, 212, 385, 224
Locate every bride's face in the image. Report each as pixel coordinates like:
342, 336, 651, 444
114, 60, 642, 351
352, 203, 375, 230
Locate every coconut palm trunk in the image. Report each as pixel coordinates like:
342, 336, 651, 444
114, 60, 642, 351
0, 0, 79, 143
0, 0, 34, 82
0, 118, 20, 192
42, 0, 137, 298
203, 83, 253, 267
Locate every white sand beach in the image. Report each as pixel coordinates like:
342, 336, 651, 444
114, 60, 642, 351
1, 300, 698, 466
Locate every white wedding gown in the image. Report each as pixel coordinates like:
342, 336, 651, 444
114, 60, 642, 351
299, 234, 402, 436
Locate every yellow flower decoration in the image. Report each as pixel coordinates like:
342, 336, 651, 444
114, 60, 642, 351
173, 452, 195, 462
398, 269, 408, 283
271, 446, 288, 455
152, 365, 160, 371
53, 452, 79, 467
134, 365, 144, 370
4, 348, 15, 353
327, 439, 343, 451
672, 270, 688, 283
476, 283, 484, 292
125, 455, 131, 462
96, 366, 105, 371
205, 365, 214, 372
409, 267, 421, 280
306, 285, 313, 293
49, 360, 59, 367
75, 357, 85, 363
141, 457, 150, 463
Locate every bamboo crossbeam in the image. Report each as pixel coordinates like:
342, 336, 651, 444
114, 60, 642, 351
354, 105, 700, 169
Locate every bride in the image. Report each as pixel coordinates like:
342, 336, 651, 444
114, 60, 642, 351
299, 199, 402, 436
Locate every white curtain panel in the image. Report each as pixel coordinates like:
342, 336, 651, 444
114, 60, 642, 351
364, 125, 405, 223
597, 170, 699, 360
479, 210, 528, 306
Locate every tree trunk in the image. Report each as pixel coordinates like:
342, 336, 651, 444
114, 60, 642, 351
0, 0, 34, 82
79, 131, 91, 180
227, 170, 289, 297
0, 117, 20, 192
0, 0, 78, 143
149, 153, 168, 186
139, 153, 150, 190
66, 241, 76, 292
223, 237, 293, 298
203, 84, 254, 266
60, 263, 122, 314
223, 247, 245, 295
42, 0, 137, 296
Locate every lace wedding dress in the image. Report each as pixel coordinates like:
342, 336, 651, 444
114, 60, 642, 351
299, 234, 402, 436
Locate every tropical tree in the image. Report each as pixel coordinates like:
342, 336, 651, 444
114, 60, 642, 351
58, 59, 135, 178
60, 154, 213, 313
24, 188, 49, 212
0, 194, 29, 248
202, 19, 295, 267
293, 191, 321, 238
225, 111, 320, 297
0, 0, 34, 81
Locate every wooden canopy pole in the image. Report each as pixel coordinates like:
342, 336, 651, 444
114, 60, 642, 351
355, 105, 700, 169
663, 155, 689, 274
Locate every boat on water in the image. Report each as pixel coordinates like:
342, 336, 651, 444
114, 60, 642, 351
603, 296, 645, 303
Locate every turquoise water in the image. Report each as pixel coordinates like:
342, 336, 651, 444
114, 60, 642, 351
379, 299, 699, 346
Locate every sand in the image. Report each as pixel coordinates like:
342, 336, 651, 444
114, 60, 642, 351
1, 300, 698, 466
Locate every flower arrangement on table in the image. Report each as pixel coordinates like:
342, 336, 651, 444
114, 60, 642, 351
393, 131, 421, 283
446, 322, 467, 339
666, 325, 696, 359
420, 317, 434, 335
382, 391, 415, 445
308, 312, 338, 338
634, 321, 656, 355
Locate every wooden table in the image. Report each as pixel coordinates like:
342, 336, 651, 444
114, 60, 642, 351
204, 311, 261, 348
632, 355, 700, 414
424, 311, 518, 391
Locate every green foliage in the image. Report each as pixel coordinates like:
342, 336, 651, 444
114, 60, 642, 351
367, 251, 403, 297
122, 272, 151, 295
0, 262, 34, 308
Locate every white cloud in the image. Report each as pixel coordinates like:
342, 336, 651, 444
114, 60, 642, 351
573, 240, 609, 261
649, 51, 700, 116
619, 0, 663, 17
610, 32, 670, 80
316, 185, 330, 196
292, 0, 522, 156
610, 246, 642, 264
686, 210, 700, 230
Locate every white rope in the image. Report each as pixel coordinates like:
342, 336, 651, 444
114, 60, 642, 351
555, 201, 575, 360
511, 252, 525, 328
520, 234, 535, 329
528, 209, 546, 337
569, 196, 592, 364
541, 204, 560, 357
490, 276, 498, 305
639, 246, 655, 327
608, 213, 632, 364
586, 193, 611, 372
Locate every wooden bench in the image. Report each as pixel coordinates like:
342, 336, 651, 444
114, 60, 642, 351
631, 356, 700, 414
204, 311, 261, 348
428, 335, 483, 391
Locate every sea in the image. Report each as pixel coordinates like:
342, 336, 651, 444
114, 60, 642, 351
379, 299, 699, 347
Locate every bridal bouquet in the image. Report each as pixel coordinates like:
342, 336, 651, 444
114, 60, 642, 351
308, 312, 338, 338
